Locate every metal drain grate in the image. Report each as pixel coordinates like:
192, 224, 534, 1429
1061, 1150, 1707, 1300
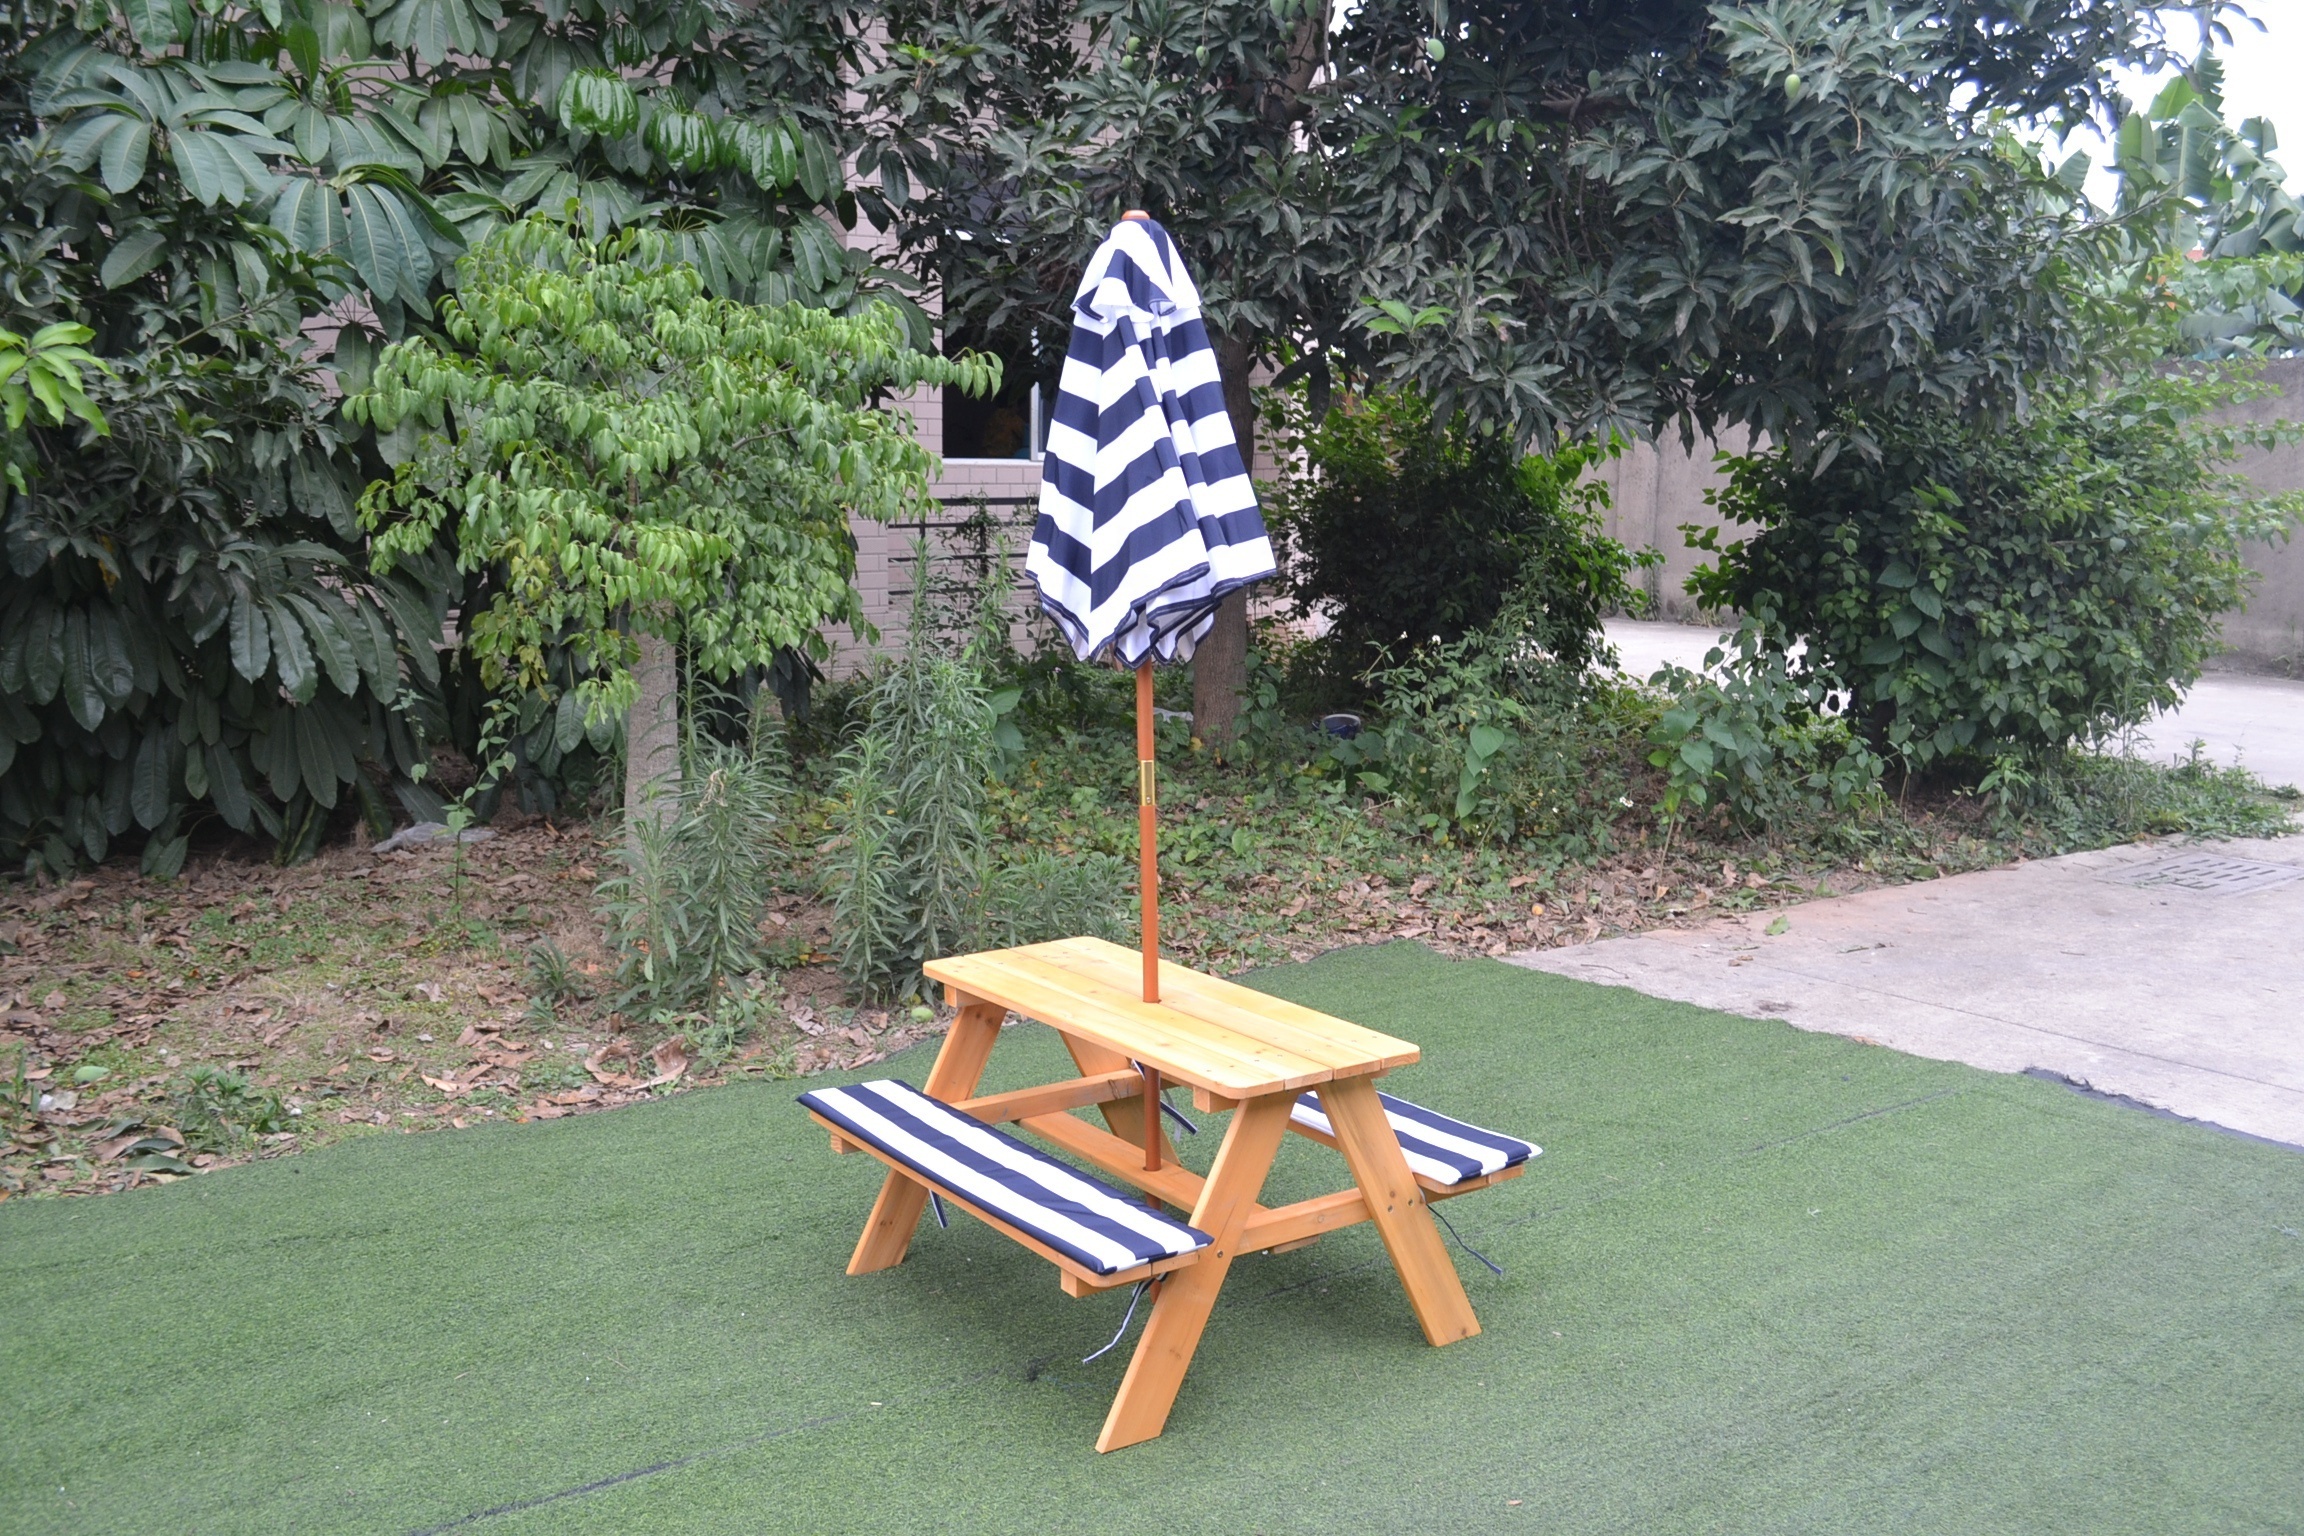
2109, 852, 2304, 895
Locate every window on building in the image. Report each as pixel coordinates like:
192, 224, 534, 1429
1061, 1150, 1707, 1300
942, 329, 1056, 460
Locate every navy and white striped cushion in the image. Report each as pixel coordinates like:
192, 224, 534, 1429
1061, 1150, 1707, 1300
1027, 216, 1277, 667
1292, 1091, 1539, 1187
800, 1079, 1210, 1276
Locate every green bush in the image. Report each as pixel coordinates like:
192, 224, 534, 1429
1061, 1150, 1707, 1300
1328, 583, 1632, 849
0, 139, 440, 875
1268, 388, 1647, 685
1691, 371, 2304, 766
172, 1066, 287, 1154
1645, 620, 1886, 835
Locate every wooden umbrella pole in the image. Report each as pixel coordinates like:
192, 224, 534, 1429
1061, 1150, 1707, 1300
1136, 658, 1160, 1005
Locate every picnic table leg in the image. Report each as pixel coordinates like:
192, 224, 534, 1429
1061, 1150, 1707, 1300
1096, 1089, 1293, 1452
1317, 1076, 1481, 1346
1058, 1031, 1180, 1170
846, 997, 1005, 1276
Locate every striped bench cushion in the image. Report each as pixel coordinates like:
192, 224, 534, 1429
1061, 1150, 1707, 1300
1292, 1091, 1539, 1187
800, 1079, 1211, 1277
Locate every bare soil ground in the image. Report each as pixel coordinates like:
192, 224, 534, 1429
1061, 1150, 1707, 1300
1, 786, 2015, 1202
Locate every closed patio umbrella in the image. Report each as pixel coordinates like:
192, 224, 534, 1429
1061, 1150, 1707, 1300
1027, 212, 1276, 1017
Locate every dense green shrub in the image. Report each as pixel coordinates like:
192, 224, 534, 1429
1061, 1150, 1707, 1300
0, 0, 909, 869
0, 138, 440, 875
1644, 620, 1886, 836
1690, 372, 2304, 766
1269, 389, 1647, 685
1313, 582, 1633, 850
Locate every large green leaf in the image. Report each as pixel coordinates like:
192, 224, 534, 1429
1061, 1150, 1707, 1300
131, 727, 174, 829
557, 70, 638, 139
22, 605, 64, 704
347, 596, 400, 701
99, 227, 167, 289
644, 102, 717, 172
272, 177, 349, 257
229, 590, 271, 680
255, 719, 299, 802
264, 597, 317, 701
60, 608, 103, 730
292, 706, 340, 808
206, 741, 253, 830
375, 582, 440, 684
52, 112, 125, 172
100, 119, 152, 193
314, 1, 372, 62
287, 445, 357, 536
171, 131, 241, 206
117, 0, 189, 49
372, 0, 490, 67
86, 605, 136, 705
343, 181, 410, 305
794, 124, 839, 203
284, 592, 358, 695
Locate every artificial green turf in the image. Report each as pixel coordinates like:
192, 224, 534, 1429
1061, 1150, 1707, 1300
3, 942, 2300, 1535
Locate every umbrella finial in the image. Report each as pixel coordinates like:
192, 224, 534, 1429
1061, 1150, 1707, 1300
1122, 209, 1150, 221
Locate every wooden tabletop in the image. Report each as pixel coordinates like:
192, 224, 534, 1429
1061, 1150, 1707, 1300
924, 936, 1419, 1097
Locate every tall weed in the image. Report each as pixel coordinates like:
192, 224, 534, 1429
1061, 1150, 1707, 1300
597, 698, 787, 1018
1340, 582, 1627, 848
829, 544, 1123, 1000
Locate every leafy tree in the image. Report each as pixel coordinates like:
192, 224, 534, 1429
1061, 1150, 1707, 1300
32, 0, 887, 340
2094, 57, 2304, 357
347, 217, 995, 823
865, 0, 1343, 749
870, 1, 2233, 742
2, 0, 906, 867
1323, 0, 2226, 455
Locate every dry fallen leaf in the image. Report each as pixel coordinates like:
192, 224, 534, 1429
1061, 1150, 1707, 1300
411, 982, 445, 1004
43, 990, 66, 1011
585, 1040, 639, 1086
642, 1035, 691, 1087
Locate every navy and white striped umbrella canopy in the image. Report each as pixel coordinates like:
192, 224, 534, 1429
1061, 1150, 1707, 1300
1027, 218, 1277, 665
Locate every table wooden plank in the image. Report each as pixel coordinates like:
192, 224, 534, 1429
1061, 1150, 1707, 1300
1319, 1075, 1480, 1347
926, 951, 1336, 1094
956, 1070, 1141, 1125
1030, 937, 1420, 1075
1097, 1091, 1296, 1452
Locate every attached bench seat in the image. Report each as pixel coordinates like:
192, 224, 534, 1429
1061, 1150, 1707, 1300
800, 1079, 1212, 1277
1291, 1090, 1539, 1187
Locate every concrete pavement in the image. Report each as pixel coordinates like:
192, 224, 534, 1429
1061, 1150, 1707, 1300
1562, 622, 2304, 1145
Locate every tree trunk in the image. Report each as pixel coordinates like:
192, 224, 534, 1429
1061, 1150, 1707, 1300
623, 629, 681, 843
1194, 330, 1259, 755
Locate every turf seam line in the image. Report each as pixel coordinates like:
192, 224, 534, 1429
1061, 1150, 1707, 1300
404, 1369, 1007, 1534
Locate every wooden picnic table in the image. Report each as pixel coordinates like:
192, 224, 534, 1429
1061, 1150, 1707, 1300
824, 936, 1515, 1452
